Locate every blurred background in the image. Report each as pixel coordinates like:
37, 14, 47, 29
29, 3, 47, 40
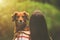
0, 0, 60, 40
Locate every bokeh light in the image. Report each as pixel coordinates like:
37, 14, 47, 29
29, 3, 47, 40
0, 0, 7, 7
0, 0, 3, 4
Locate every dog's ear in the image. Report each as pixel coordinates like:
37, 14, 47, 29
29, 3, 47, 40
12, 12, 18, 21
23, 11, 29, 20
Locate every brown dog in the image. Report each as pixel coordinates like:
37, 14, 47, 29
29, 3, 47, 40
12, 11, 29, 40
12, 11, 29, 33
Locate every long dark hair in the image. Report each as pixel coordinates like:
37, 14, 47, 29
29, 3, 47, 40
29, 10, 50, 40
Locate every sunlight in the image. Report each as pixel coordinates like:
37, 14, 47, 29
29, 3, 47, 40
0, 0, 8, 7
0, 0, 16, 8
0, 0, 4, 4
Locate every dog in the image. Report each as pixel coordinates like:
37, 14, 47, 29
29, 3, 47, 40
29, 10, 50, 40
12, 11, 29, 40
12, 11, 29, 33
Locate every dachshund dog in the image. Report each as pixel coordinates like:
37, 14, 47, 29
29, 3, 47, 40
29, 10, 50, 40
12, 11, 29, 33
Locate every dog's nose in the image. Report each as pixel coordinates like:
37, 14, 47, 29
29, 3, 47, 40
20, 20, 22, 22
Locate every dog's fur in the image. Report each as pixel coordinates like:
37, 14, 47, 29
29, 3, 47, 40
29, 10, 50, 40
12, 11, 29, 33
12, 11, 29, 40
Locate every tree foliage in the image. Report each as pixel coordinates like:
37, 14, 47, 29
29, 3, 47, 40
31, 0, 60, 9
0, 0, 60, 40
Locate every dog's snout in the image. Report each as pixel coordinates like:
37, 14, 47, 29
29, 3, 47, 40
20, 20, 22, 22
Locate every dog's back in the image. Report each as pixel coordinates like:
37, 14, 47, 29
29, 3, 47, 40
29, 10, 50, 40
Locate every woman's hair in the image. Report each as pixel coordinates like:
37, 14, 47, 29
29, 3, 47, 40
29, 10, 50, 40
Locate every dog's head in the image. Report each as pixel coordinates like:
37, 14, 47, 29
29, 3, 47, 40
12, 11, 29, 23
